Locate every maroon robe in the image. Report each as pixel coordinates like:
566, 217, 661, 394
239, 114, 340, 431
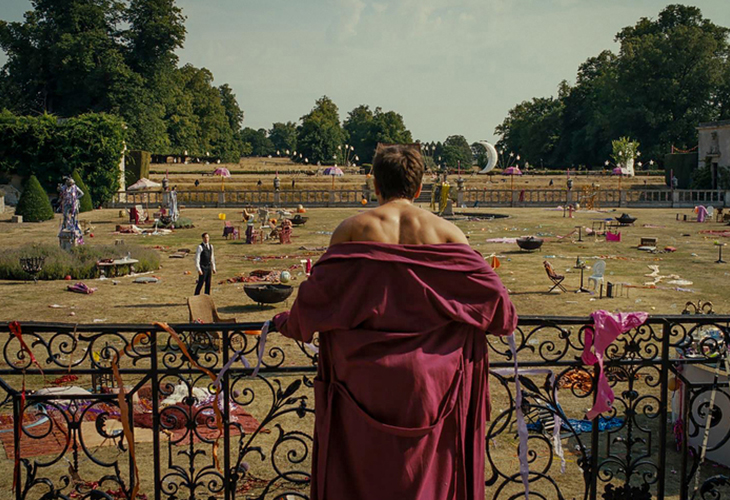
273, 242, 517, 500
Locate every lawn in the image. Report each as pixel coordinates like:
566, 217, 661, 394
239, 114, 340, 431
0, 204, 727, 323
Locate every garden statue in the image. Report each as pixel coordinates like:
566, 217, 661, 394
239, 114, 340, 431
58, 177, 84, 250
168, 186, 179, 222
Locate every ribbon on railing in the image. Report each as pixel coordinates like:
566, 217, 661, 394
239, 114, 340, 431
492, 367, 565, 474
692, 347, 730, 494
8, 322, 44, 375
153, 322, 225, 472
8, 322, 45, 491
212, 322, 270, 392
508, 334, 530, 499
110, 331, 148, 500
582, 311, 649, 420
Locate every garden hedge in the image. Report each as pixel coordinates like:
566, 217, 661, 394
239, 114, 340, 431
0, 111, 125, 206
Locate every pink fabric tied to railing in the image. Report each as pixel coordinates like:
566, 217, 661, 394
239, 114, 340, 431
582, 310, 649, 420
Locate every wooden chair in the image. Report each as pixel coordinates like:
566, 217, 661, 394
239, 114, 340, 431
223, 221, 239, 240
543, 261, 567, 293
187, 295, 236, 351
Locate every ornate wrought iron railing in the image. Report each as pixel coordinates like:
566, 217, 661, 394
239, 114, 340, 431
1, 315, 730, 499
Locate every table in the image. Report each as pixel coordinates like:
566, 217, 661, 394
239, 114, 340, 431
97, 258, 139, 277
574, 264, 590, 293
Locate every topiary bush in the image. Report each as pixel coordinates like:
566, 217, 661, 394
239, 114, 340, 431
16, 175, 54, 222
71, 170, 94, 212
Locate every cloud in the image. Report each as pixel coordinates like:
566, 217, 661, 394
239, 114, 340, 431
327, 0, 367, 42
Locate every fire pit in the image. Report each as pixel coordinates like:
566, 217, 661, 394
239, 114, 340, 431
616, 214, 637, 225
516, 236, 544, 252
244, 283, 293, 307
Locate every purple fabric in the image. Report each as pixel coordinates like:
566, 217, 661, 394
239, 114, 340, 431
274, 242, 517, 500
582, 310, 649, 420
697, 205, 708, 223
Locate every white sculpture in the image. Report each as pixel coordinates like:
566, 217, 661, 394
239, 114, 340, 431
477, 141, 498, 174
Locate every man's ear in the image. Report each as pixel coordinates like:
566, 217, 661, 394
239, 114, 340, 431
413, 184, 422, 200
374, 178, 380, 196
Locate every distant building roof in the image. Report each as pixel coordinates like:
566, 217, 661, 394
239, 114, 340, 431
698, 119, 730, 129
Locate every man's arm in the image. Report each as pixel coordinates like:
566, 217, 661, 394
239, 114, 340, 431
195, 245, 202, 274
211, 245, 216, 273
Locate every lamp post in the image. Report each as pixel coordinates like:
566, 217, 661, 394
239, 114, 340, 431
336, 144, 358, 167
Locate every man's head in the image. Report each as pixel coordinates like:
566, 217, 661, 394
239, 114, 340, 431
372, 144, 424, 201
201, 232, 209, 244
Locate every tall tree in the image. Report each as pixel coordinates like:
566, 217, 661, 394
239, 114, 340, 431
126, 0, 186, 72
0, 0, 133, 116
240, 127, 274, 157
268, 121, 297, 154
297, 96, 347, 165
344, 105, 412, 164
343, 105, 374, 163
441, 135, 473, 171
495, 96, 564, 168
612, 4, 730, 159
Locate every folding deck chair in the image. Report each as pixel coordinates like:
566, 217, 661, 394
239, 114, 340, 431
544, 261, 567, 293
186, 295, 237, 351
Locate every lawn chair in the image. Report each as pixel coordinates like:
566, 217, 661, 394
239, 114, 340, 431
130, 205, 148, 225
223, 221, 239, 240
588, 260, 606, 290
544, 261, 567, 293
187, 295, 236, 351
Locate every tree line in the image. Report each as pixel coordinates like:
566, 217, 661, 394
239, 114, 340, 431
495, 4, 730, 169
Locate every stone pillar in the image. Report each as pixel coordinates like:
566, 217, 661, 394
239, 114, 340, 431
619, 190, 627, 207
673, 190, 680, 208
274, 191, 281, 207
725, 190, 730, 208
442, 199, 454, 216
511, 191, 519, 207
59, 230, 79, 251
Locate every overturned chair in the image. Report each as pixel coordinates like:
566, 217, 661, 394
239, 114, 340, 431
186, 295, 237, 351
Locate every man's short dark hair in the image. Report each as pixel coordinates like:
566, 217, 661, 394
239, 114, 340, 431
372, 144, 424, 201
202, 232, 209, 239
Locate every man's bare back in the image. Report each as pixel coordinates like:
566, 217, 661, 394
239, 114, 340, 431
330, 199, 469, 246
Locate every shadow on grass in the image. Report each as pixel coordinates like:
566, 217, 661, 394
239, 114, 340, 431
219, 304, 275, 314
115, 303, 186, 309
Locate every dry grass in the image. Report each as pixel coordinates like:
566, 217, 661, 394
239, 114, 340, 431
0, 204, 727, 321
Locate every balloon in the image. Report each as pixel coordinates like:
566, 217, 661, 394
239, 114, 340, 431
280, 271, 291, 283
218, 213, 226, 220
361, 198, 368, 205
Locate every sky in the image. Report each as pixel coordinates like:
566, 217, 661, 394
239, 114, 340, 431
1, 0, 730, 144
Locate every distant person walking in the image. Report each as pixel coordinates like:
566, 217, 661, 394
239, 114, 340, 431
194, 232, 216, 295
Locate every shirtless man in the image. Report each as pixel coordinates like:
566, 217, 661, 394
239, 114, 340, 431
271, 143, 516, 500
330, 144, 468, 246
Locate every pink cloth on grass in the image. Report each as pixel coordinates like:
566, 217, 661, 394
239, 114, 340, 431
274, 242, 517, 500
582, 310, 648, 420
606, 231, 621, 242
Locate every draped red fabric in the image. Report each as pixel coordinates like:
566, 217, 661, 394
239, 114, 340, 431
274, 242, 517, 500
